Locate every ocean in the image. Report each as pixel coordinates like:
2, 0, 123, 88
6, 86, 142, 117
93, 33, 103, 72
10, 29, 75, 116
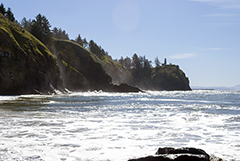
0, 90, 239, 161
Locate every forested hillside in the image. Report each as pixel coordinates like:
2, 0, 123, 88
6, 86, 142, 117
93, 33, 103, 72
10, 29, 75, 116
0, 3, 191, 94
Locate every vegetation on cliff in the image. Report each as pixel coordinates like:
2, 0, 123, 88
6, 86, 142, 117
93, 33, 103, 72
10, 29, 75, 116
0, 3, 191, 94
0, 3, 15, 22
53, 39, 111, 91
152, 65, 191, 91
116, 54, 191, 91
0, 13, 64, 94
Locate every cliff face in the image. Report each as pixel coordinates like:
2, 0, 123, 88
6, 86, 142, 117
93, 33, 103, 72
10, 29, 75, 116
91, 55, 133, 85
0, 14, 64, 94
151, 65, 191, 91
53, 39, 112, 91
52, 40, 142, 92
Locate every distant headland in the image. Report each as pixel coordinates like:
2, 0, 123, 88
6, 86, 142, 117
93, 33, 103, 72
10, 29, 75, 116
0, 3, 191, 95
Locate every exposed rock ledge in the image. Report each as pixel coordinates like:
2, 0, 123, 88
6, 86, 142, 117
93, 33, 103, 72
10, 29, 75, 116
128, 147, 225, 161
105, 83, 143, 93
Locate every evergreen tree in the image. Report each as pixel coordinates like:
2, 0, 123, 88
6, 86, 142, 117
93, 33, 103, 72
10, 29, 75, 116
89, 40, 97, 54
155, 56, 160, 67
100, 48, 105, 55
83, 38, 88, 48
118, 56, 124, 66
75, 34, 83, 46
131, 53, 142, 83
31, 22, 43, 42
123, 57, 132, 70
89, 40, 105, 58
31, 14, 52, 47
52, 27, 59, 37
132, 53, 140, 69
20, 17, 32, 32
0, 4, 15, 22
0, 3, 5, 15
5, 7, 15, 22
52, 27, 69, 40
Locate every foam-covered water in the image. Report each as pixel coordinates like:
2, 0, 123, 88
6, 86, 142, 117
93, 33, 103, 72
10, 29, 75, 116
0, 90, 239, 161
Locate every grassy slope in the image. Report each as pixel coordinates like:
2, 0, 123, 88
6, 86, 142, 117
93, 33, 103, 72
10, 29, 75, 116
52, 39, 90, 91
0, 13, 62, 94
53, 39, 132, 87
53, 39, 112, 91
0, 14, 55, 59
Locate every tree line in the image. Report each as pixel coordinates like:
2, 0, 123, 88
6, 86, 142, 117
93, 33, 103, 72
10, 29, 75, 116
0, 2, 110, 60
115, 54, 168, 87
20, 15, 109, 59
0, 3, 15, 22
115, 54, 167, 69
1, 3, 167, 75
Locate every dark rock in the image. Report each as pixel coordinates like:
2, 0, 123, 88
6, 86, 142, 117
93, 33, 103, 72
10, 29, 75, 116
174, 155, 206, 161
129, 147, 225, 161
155, 147, 209, 160
128, 155, 205, 161
129, 156, 172, 161
151, 65, 191, 91
106, 83, 143, 93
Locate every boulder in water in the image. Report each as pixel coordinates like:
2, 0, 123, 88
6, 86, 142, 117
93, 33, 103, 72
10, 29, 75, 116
128, 147, 225, 161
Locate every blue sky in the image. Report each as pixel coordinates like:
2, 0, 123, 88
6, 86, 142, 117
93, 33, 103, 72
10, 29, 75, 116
1, 0, 240, 87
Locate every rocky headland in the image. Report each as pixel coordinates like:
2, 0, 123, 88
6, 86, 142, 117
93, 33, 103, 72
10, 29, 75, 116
0, 12, 191, 95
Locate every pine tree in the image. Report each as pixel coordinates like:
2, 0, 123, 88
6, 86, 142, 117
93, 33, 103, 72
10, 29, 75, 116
123, 57, 132, 70
83, 38, 88, 48
5, 7, 15, 22
75, 34, 83, 46
155, 56, 160, 67
132, 53, 140, 69
118, 56, 124, 66
31, 14, 52, 47
0, 3, 5, 15
21, 17, 32, 32
52, 27, 69, 40
0, 4, 15, 22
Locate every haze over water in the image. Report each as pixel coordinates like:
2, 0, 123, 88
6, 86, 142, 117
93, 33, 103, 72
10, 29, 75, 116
0, 90, 240, 161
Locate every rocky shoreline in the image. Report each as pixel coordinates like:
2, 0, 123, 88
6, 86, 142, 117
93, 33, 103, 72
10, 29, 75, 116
0, 14, 191, 95
128, 147, 225, 161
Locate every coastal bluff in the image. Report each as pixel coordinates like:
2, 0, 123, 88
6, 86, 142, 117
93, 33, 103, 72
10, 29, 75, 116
0, 14, 64, 94
0, 13, 190, 95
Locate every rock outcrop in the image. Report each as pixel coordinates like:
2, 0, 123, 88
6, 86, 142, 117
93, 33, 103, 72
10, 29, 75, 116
128, 147, 225, 161
151, 65, 191, 91
106, 83, 143, 93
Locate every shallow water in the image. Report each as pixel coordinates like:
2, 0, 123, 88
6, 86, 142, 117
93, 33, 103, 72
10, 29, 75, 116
0, 90, 239, 161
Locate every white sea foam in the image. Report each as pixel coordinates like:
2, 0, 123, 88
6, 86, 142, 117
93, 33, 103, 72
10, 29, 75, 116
0, 90, 239, 161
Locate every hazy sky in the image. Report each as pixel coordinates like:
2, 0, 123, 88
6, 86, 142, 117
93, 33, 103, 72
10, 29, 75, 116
2, 0, 240, 87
